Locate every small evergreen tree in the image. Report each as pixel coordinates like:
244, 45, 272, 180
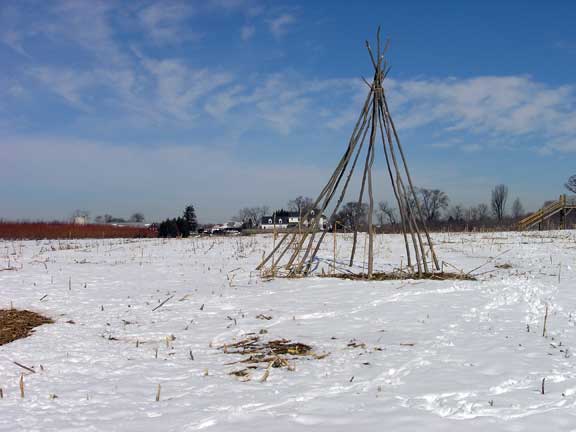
183, 205, 198, 233
158, 204, 198, 238
158, 218, 181, 238
176, 217, 190, 238
158, 220, 167, 237
167, 219, 180, 237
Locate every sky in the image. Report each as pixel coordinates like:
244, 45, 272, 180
1, 0, 576, 223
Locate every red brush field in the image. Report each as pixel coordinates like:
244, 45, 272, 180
0, 222, 157, 240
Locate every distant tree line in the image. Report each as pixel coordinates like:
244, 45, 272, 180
330, 180, 576, 232
233, 177, 576, 233
91, 212, 145, 224
329, 184, 526, 232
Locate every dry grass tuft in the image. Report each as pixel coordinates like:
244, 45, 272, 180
320, 271, 476, 281
0, 309, 53, 345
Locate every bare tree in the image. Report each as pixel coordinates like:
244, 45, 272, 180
377, 201, 397, 225
565, 175, 576, 194
491, 184, 509, 222
130, 212, 145, 223
334, 202, 368, 231
417, 188, 449, 222
466, 206, 478, 223
235, 206, 270, 227
287, 196, 315, 216
476, 203, 489, 221
448, 204, 464, 222
511, 198, 524, 219
235, 208, 251, 224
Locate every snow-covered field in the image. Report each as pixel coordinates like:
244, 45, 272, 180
1, 231, 576, 431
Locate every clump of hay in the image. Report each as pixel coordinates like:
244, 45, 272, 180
0, 309, 53, 345
219, 335, 327, 381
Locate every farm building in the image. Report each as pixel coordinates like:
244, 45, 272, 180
72, 216, 88, 225
260, 210, 327, 230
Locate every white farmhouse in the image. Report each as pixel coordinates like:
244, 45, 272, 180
260, 210, 327, 230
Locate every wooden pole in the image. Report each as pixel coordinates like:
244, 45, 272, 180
333, 223, 337, 274
378, 94, 427, 272
366, 82, 378, 278
379, 99, 422, 274
377, 105, 411, 265
350, 118, 373, 267
381, 91, 439, 270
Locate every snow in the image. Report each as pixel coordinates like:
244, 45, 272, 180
1, 231, 576, 431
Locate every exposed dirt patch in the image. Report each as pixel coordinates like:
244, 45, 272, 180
0, 309, 53, 345
320, 271, 476, 281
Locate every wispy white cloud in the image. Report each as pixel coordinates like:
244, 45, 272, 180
0, 29, 30, 57
204, 85, 246, 117
25, 59, 576, 152
205, 0, 263, 16
430, 141, 456, 149
386, 76, 576, 152
204, 75, 358, 134
461, 143, 483, 152
540, 139, 576, 154
267, 13, 296, 38
205, 74, 310, 133
27, 65, 146, 120
138, 2, 201, 45
27, 55, 234, 124
141, 57, 232, 121
45, 1, 125, 64
0, 4, 38, 57
29, 67, 99, 110
4, 0, 576, 157
240, 24, 256, 41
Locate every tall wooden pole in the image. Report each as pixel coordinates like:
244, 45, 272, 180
366, 84, 378, 278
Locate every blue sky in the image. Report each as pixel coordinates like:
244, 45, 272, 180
1, 0, 575, 222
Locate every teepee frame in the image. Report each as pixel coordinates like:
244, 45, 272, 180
257, 28, 440, 279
